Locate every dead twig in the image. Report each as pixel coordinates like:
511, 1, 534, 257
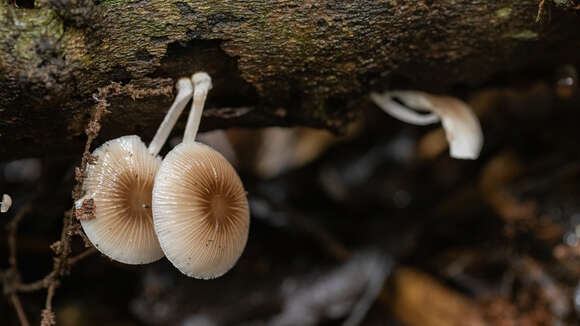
123, 82, 173, 100
70, 223, 92, 248
2, 81, 117, 325
68, 247, 97, 265
537, 0, 545, 22
7, 204, 33, 269
35, 82, 123, 323
17, 276, 54, 293
2, 204, 33, 324
536, 0, 551, 23
41, 283, 57, 326
10, 293, 30, 326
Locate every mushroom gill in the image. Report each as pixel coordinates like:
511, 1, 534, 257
80, 135, 164, 264
152, 142, 249, 279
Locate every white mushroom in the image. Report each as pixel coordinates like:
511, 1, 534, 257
153, 72, 250, 279
79, 135, 163, 264
370, 90, 483, 160
78, 78, 194, 264
1, 194, 12, 213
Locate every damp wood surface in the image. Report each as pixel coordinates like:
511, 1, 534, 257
1, 0, 580, 159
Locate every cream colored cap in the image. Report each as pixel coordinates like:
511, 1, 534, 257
79, 135, 164, 264
153, 142, 250, 279
370, 90, 483, 160
1, 194, 12, 213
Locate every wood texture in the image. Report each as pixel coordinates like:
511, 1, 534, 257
1, 0, 579, 159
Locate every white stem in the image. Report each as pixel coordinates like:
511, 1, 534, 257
370, 92, 440, 126
148, 78, 194, 156
184, 72, 212, 143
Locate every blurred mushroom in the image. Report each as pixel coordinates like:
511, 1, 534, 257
370, 90, 483, 159
555, 64, 578, 99
390, 268, 486, 326
78, 78, 194, 264
153, 72, 250, 279
197, 130, 237, 164
254, 127, 338, 179
1, 193, 12, 213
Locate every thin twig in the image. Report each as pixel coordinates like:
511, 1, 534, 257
17, 275, 54, 293
68, 247, 97, 265
40, 284, 57, 326
2, 204, 33, 325
7, 204, 33, 269
10, 293, 30, 326
536, 0, 545, 22
72, 224, 92, 248
37, 83, 112, 323
536, 0, 551, 23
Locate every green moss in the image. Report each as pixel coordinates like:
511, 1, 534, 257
99, 0, 126, 6
62, 28, 93, 68
508, 30, 538, 40
0, 8, 64, 64
496, 8, 512, 19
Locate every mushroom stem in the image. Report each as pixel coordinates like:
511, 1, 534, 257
183, 72, 213, 144
370, 92, 440, 126
148, 78, 194, 156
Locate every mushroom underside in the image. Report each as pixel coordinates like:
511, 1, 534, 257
80, 135, 164, 265
153, 141, 250, 279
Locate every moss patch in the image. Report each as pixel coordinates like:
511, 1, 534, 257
508, 30, 539, 40
496, 7, 512, 19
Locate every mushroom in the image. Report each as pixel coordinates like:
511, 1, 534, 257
153, 72, 250, 279
1, 194, 12, 213
370, 90, 483, 160
78, 78, 194, 264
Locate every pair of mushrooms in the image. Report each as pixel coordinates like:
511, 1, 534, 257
77, 73, 249, 279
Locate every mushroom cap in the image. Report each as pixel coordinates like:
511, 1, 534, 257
1, 194, 12, 213
152, 142, 250, 279
80, 135, 164, 264
371, 90, 483, 160
427, 95, 483, 160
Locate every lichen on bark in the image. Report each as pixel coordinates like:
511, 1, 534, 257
1, 0, 580, 159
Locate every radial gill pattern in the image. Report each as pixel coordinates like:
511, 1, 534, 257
153, 142, 250, 279
80, 135, 164, 264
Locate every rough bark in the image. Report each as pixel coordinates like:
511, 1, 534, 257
0, 0, 579, 159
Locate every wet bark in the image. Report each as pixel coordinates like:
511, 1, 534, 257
1, 0, 579, 159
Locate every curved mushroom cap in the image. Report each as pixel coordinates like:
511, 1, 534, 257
152, 142, 250, 279
80, 135, 164, 264
1, 194, 12, 213
371, 91, 483, 160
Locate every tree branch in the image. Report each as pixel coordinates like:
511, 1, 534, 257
1, 1, 580, 159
